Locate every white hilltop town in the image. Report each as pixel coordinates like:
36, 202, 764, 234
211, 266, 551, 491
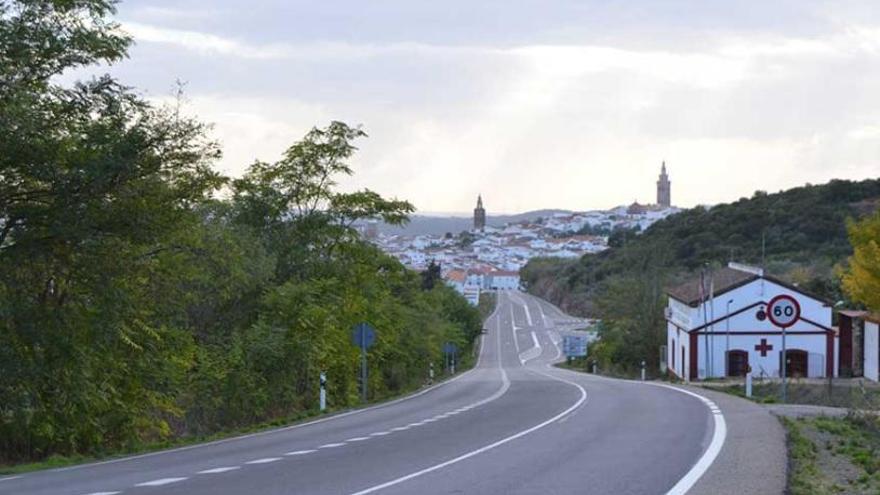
364, 163, 679, 305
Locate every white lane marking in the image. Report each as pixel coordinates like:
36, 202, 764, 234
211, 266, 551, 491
197, 466, 240, 474
346, 437, 370, 442
0, 476, 22, 482
408, 422, 425, 427
318, 443, 346, 449
245, 457, 282, 464
421, 418, 438, 423
346, 367, 585, 495
135, 477, 188, 487
285, 449, 317, 456
522, 299, 533, 326
548, 339, 728, 495
391, 426, 410, 431
538, 303, 549, 328
657, 386, 727, 495
370, 431, 391, 436
83, 492, 121, 495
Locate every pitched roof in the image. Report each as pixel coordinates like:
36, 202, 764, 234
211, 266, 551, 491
445, 270, 467, 283
667, 267, 758, 306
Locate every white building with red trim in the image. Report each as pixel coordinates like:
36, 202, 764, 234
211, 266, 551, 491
666, 262, 835, 381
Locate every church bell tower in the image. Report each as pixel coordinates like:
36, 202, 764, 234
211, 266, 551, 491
657, 162, 671, 207
473, 195, 486, 231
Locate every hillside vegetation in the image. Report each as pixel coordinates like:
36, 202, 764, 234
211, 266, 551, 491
522, 179, 880, 374
0, 1, 480, 466
524, 179, 880, 315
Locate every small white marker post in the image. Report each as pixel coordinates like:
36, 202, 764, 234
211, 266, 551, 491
745, 369, 753, 398
319, 371, 327, 412
641, 360, 646, 381
451, 353, 455, 375
429, 362, 434, 384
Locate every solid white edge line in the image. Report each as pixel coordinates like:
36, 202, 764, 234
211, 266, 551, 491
83, 492, 121, 495
346, 368, 586, 495
549, 347, 728, 495
653, 384, 727, 495
318, 443, 346, 449
0, 476, 22, 482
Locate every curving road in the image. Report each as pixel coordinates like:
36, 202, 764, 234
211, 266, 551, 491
1, 291, 727, 495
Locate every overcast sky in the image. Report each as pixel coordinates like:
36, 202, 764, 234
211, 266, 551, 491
100, 1, 880, 213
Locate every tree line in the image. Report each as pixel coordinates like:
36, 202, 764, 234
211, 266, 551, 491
0, 0, 482, 464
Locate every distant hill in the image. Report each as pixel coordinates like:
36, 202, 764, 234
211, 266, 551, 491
521, 178, 880, 316
379, 209, 572, 236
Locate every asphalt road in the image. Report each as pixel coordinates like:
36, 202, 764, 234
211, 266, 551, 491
1, 291, 724, 495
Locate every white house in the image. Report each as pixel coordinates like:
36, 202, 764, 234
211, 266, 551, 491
666, 262, 835, 381
486, 270, 520, 290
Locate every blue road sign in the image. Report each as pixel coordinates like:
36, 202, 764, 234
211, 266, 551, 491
443, 342, 458, 354
352, 322, 376, 349
563, 335, 587, 357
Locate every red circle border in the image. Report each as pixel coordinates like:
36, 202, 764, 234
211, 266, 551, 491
766, 294, 801, 328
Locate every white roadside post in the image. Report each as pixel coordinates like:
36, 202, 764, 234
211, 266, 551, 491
641, 360, 646, 381
745, 368, 753, 398
319, 371, 327, 412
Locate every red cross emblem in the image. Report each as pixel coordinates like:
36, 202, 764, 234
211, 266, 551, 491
755, 338, 773, 357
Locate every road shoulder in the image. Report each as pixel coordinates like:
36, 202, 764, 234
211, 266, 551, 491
680, 386, 787, 495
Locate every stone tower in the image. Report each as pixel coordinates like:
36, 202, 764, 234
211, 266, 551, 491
657, 162, 671, 207
473, 195, 486, 231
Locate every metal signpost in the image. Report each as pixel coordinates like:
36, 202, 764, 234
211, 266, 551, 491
766, 294, 800, 403
443, 342, 457, 374
351, 322, 376, 402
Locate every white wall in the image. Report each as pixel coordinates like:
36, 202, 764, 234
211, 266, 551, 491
667, 323, 689, 380
866, 321, 879, 382
696, 333, 829, 379
666, 277, 833, 379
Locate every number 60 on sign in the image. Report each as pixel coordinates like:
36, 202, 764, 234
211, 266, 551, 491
766, 294, 800, 328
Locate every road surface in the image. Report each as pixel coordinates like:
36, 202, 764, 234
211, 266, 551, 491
1, 291, 729, 495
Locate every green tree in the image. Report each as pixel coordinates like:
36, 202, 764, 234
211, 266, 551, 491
842, 210, 880, 311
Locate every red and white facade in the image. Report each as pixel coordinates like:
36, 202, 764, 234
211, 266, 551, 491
666, 263, 835, 381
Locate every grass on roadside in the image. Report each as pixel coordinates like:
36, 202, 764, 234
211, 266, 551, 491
783, 414, 880, 494
706, 380, 880, 409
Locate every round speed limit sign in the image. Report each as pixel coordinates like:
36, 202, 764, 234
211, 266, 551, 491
767, 295, 801, 328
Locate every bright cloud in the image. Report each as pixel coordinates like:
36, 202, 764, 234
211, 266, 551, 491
105, 2, 880, 213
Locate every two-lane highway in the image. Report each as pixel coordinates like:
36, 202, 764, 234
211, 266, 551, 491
1, 291, 723, 495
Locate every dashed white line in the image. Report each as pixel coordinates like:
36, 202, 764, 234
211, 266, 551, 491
135, 477, 188, 487
83, 492, 121, 495
197, 466, 240, 474
245, 457, 282, 464
0, 476, 22, 483
370, 431, 391, 436
319, 442, 346, 449
346, 437, 370, 442
285, 449, 317, 456
346, 367, 585, 495
391, 426, 410, 431
407, 422, 424, 427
